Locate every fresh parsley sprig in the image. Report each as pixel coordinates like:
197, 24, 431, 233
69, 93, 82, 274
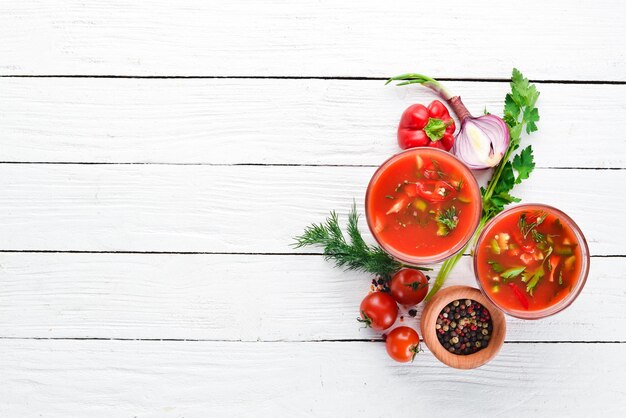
426, 69, 541, 300
293, 203, 431, 280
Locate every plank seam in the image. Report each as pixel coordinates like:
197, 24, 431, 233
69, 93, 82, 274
0, 75, 625, 85
0, 162, 622, 170
0, 337, 622, 344
0, 250, 621, 257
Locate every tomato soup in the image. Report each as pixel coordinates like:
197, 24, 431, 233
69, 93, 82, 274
475, 204, 589, 318
366, 148, 481, 264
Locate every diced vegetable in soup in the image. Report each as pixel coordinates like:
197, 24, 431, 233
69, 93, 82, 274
476, 207, 583, 312
366, 148, 480, 263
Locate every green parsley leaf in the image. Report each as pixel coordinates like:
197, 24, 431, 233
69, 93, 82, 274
501, 266, 526, 280
524, 107, 540, 134
488, 260, 505, 273
512, 146, 535, 184
493, 161, 516, 195
504, 94, 520, 124
526, 265, 545, 295
491, 192, 521, 207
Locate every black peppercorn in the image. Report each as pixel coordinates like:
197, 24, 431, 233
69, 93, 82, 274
435, 299, 493, 355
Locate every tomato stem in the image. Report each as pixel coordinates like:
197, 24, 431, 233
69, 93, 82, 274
357, 311, 372, 328
410, 342, 423, 362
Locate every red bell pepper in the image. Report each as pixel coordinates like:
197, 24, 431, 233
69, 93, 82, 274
397, 100, 456, 151
413, 180, 455, 203
508, 282, 529, 309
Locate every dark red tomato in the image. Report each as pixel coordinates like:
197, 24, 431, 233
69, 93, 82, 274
385, 326, 421, 362
358, 292, 398, 330
390, 269, 429, 306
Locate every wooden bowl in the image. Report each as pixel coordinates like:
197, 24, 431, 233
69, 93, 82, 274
420, 285, 506, 369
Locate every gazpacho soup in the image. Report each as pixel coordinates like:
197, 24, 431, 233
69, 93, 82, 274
366, 148, 481, 264
475, 204, 589, 318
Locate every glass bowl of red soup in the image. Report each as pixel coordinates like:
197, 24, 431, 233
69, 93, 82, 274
365, 148, 481, 265
474, 204, 590, 319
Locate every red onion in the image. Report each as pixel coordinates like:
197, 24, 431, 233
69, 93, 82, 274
387, 74, 510, 169
449, 97, 510, 169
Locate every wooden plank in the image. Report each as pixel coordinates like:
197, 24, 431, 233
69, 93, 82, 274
0, 253, 621, 342
0, 1, 624, 80
1, 78, 625, 168
0, 165, 622, 254
0, 339, 623, 416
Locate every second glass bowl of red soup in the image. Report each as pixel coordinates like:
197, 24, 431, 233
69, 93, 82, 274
365, 148, 481, 265
474, 204, 589, 319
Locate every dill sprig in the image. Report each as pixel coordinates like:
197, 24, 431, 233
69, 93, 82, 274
435, 206, 459, 236
293, 204, 430, 279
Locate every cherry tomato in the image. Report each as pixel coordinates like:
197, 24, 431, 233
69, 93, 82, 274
385, 326, 421, 362
358, 292, 398, 331
427, 100, 449, 119
389, 268, 429, 306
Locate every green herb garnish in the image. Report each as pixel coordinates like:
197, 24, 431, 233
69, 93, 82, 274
531, 229, 545, 243
525, 265, 545, 295
430, 158, 447, 179
518, 211, 548, 239
501, 266, 526, 280
293, 203, 430, 280
488, 260, 505, 273
435, 206, 459, 236
525, 246, 553, 295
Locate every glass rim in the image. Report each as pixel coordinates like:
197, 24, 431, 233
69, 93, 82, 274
473, 203, 590, 320
365, 148, 482, 265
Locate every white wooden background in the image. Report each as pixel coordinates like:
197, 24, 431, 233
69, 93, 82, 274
1, 1, 625, 417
